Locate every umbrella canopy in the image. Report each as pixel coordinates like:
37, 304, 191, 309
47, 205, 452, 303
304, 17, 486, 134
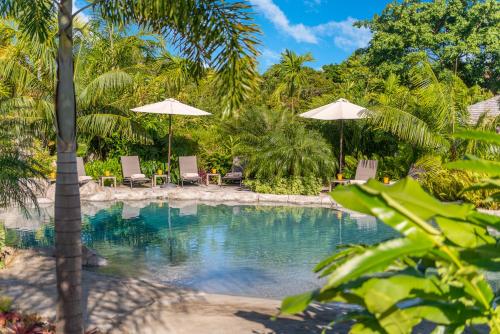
299, 98, 367, 173
299, 98, 366, 120
131, 98, 211, 185
131, 98, 211, 116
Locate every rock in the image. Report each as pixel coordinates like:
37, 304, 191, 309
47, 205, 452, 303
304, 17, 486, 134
80, 181, 113, 201
82, 246, 108, 267
258, 194, 289, 203
37, 197, 54, 205
288, 195, 322, 205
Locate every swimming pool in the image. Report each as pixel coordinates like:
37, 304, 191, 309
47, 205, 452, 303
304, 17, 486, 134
4, 201, 396, 298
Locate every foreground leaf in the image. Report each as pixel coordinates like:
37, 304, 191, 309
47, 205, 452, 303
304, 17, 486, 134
324, 237, 434, 290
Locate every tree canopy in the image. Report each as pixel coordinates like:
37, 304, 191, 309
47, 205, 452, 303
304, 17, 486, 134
357, 0, 500, 91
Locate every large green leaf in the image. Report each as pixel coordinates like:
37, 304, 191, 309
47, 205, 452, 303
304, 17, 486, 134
331, 178, 475, 239
280, 290, 317, 314
453, 129, 500, 146
445, 159, 500, 176
403, 302, 485, 326
353, 275, 444, 315
323, 237, 434, 290
435, 217, 496, 248
460, 244, 500, 271
467, 211, 500, 229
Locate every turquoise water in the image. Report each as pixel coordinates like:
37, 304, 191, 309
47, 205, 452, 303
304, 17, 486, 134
5, 202, 397, 298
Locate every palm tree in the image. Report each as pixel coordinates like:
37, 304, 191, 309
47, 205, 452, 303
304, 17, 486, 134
1, 2, 260, 334
272, 49, 314, 113
0, 20, 154, 150
365, 62, 479, 158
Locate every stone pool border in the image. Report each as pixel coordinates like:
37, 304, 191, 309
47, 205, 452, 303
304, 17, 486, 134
38, 182, 339, 209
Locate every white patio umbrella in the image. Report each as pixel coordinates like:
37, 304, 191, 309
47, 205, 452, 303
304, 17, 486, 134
299, 98, 367, 173
131, 98, 211, 186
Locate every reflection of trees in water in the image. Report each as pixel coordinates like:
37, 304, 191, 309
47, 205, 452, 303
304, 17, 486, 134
8, 202, 397, 276
5, 219, 54, 248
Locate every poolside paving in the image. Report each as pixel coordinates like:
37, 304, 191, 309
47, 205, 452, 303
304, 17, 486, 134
39, 181, 338, 208
1, 249, 349, 334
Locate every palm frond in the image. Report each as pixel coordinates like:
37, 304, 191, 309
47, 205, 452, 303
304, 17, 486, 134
0, 149, 44, 211
77, 112, 151, 143
78, 70, 133, 108
97, 0, 260, 116
364, 106, 448, 150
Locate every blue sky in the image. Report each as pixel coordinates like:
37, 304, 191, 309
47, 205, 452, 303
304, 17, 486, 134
250, 0, 390, 71
74, 0, 391, 72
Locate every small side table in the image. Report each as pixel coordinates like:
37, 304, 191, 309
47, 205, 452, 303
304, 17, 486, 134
152, 174, 168, 188
100, 176, 117, 188
329, 179, 349, 191
205, 173, 221, 186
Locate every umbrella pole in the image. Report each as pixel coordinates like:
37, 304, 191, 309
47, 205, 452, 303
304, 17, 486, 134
167, 114, 172, 183
339, 119, 344, 173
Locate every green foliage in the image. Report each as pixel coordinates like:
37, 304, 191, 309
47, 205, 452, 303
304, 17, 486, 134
420, 167, 497, 209
357, 0, 500, 90
281, 177, 500, 333
244, 176, 323, 196
0, 148, 44, 211
139, 160, 166, 178
270, 49, 315, 113
202, 152, 232, 175
446, 129, 500, 204
84, 158, 123, 183
281, 131, 500, 333
230, 109, 336, 181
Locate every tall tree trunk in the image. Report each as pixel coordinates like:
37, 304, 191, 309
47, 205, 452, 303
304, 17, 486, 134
55, 1, 83, 333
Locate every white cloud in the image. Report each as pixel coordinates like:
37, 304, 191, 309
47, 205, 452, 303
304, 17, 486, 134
249, 0, 371, 50
73, 0, 90, 22
249, 0, 318, 43
313, 17, 372, 51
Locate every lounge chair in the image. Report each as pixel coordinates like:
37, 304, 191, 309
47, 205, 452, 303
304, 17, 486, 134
222, 157, 244, 186
120, 156, 151, 188
349, 160, 378, 185
179, 156, 202, 187
330, 159, 378, 190
77, 157, 93, 185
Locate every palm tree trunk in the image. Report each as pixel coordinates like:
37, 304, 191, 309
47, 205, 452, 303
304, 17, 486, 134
55, 1, 83, 333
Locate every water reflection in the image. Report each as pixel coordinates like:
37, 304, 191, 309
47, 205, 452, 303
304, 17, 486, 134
4, 202, 397, 298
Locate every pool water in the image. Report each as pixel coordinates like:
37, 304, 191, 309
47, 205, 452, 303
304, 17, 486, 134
4, 201, 397, 298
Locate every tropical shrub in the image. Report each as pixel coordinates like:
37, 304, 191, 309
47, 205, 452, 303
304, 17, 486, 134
420, 168, 497, 209
140, 160, 167, 178
225, 107, 337, 183
245, 176, 323, 195
201, 151, 232, 175
85, 158, 123, 183
281, 130, 500, 333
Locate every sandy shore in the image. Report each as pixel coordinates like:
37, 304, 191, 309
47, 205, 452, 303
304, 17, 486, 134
0, 250, 348, 334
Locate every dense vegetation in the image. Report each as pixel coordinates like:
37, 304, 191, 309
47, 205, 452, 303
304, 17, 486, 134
282, 130, 500, 333
0, 0, 498, 200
